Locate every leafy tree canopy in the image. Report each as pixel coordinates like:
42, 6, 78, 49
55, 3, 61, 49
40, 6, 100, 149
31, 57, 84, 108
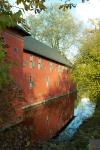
0, 37, 11, 89
72, 25, 100, 101
28, 4, 81, 54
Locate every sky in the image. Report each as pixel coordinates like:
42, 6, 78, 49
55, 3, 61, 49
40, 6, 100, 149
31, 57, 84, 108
75, 0, 100, 23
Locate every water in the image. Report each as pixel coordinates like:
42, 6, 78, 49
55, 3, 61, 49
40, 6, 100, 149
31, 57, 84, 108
55, 98, 95, 142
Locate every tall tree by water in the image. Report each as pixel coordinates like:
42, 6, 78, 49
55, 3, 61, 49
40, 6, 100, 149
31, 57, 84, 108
72, 22, 100, 101
28, 4, 80, 53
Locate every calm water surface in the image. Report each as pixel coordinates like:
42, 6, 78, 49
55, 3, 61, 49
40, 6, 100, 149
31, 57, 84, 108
55, 98, 95, 142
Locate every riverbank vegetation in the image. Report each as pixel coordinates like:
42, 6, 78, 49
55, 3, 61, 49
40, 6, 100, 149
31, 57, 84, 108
58, 21, 100, 150
72, 25, 100, 102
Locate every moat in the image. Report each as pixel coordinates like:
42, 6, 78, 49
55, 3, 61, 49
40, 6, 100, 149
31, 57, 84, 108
54, 98, 95, 142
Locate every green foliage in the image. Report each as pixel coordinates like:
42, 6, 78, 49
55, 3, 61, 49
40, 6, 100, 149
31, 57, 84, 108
0, 37, 11, 89
0, 0, 23, 88
72, 29, 100, 101
59, 0, 89, 10
16, 0, 46, 13
28, 4, 81, 53
0, 0, 22, 30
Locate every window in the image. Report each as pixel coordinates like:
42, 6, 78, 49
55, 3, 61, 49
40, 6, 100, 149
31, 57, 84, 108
29, 82, 34, 89
46, 77, 50, 87
46, 115, 50, 126
57, 79, 60, 87
30, 54, 33, 61
50, 63, 53, 72
30, 61, 35, 68
64, 67, 68, 73
30, 55, 35, 68
62, 66, 64, 72
67, 69, 69, 74
13, 48, 19, 54
23, 59, 26, 67
38, 58, 42, 69
58, 65, 60, 73
29, 75, 34, 89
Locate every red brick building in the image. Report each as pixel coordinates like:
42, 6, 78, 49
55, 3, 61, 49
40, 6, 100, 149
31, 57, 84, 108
1, 26, 76, 140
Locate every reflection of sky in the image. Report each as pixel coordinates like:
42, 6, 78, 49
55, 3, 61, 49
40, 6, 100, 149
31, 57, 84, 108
55, 99, 95, 142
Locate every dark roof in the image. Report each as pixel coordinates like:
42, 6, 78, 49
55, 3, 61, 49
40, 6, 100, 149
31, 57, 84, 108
10, 25, 30, 36
24, 36, 72, 67
16, 25, 30, 36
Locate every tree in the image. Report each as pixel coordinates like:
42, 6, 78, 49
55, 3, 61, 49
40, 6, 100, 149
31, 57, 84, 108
0, 37, 11, 89
28, 4, 80, 53
72, 27, 100, 101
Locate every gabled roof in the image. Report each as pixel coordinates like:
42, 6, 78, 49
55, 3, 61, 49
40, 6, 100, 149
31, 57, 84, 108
24, 36, 72, 67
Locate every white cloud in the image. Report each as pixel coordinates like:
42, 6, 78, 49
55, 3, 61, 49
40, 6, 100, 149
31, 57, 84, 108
76, 0, 100, 23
